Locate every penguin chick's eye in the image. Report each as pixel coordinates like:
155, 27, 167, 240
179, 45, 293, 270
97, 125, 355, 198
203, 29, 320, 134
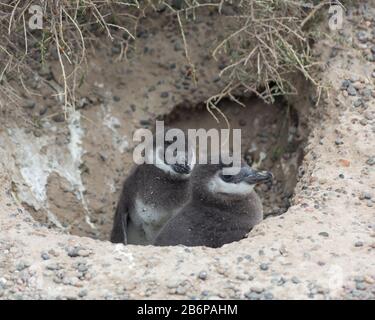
220, 174, 233, 183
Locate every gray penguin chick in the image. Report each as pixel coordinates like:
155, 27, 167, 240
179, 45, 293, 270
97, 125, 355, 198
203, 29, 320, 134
153, 161, 272, 248
111, 128, 196, 245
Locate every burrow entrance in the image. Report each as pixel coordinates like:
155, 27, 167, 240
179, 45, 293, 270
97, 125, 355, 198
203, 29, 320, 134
162, 97, 306, 220
7, 93, 310, 242
0, 5, 313, 245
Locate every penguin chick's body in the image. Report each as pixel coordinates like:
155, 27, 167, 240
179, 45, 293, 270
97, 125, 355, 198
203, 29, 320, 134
111, 129, 195, 245
154, 162, 272, 248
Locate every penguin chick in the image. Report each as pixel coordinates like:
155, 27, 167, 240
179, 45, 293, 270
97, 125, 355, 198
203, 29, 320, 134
153, 162, 272, 248
110, 129, 195, 245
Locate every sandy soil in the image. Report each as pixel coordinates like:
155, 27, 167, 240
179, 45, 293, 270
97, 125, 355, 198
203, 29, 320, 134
0, 4, 374, 299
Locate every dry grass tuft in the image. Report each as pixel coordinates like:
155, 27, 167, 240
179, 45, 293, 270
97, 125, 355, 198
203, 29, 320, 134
0, 1, 336, 117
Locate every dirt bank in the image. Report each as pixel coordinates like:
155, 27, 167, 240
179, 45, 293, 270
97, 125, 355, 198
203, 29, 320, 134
0, 4, 374, 299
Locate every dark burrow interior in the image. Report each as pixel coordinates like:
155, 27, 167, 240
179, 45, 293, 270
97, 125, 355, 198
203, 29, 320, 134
23, 94, 308, 243
161, 97, 305, 220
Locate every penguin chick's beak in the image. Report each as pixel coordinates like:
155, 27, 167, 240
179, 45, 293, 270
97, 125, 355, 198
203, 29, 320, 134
242, 167, 273, 185
172, 163, 191, 175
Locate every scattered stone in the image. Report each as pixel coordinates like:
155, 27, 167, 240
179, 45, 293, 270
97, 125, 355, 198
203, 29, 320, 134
41, 252, 50, 260
46, 263, 61, 271
353, 99, 363, 107
22, 100, 35, 109
176, 286, 187, 295
244, 291, 260, 300
277, 277, 286, 286
347, 85, 357, 96
368, 52, 375, 61
78, 290, 88, 298
251, 287, 264, 294
291, 276, 300, 284
77, 97, 89, 109
335, 138, 344, 145
357, 31, 368, 43
16, 261, 30, 272
259, 263, 269, 271
364, 276, 374, 284
76, 263, 89, 273
363, 193, 372, 200
341, 80, 351, 89
361, 88, 372, 101
351, 289, 362, 297
356, 282, 366, 291
366, 156, 375, 166
67, 247, 80, 258
354, 241, 364, 247
77, 249, 91, 257
338, 159, 350, 167
264, 292, 274, 300
52, 114, 65, 123
198, 271, 207, 280
39, 106, 48, 116
48, 249, 59, 257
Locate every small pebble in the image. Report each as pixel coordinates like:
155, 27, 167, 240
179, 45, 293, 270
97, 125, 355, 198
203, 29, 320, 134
335, 139, 344, 145
356, 282, 366, 291
264, 292, 274, 300
259, 263, 269, 271
354, 241, 364, 247
41, 252, 50, 260
52, 114, 65, 123
357, 31, 368, 43
16, 261, 30, 272
78, 290, 88, 298
366, 156, 375, 166
198, 271, 207, 280
291, 276, 300, 284
341, 79, 351, 89
347, 85, 357, 96
353, 99, 363, 107
23, 100, 35, 109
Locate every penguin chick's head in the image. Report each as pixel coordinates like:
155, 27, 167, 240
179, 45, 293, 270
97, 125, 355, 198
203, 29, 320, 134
153, 130, 196, 179
193, 161, 272, 199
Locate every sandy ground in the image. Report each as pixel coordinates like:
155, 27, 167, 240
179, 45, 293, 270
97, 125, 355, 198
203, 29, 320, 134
0, 5, 374, 299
